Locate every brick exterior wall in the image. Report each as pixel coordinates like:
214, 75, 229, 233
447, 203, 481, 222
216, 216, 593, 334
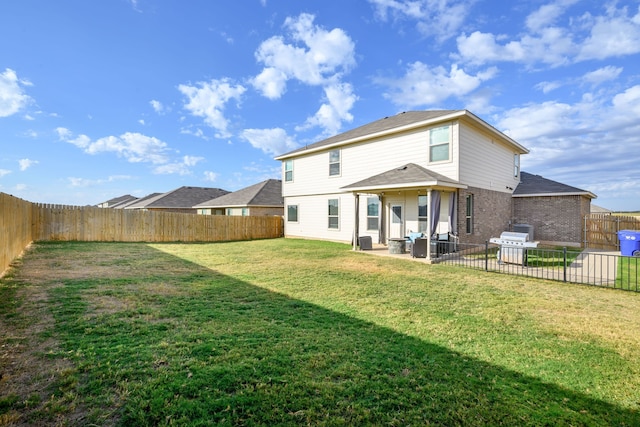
457, 186, 513, 245
513, 195, 591, 246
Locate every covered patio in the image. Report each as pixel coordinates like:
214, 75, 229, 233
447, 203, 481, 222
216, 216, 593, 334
342, 163, 467, 261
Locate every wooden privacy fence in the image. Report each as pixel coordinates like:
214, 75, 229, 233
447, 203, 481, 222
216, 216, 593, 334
0, 193, 34, 277
584, 213, 640, 250
1, 192, 284, 276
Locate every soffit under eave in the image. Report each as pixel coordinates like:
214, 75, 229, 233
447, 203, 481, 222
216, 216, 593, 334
342, 181, 468, 194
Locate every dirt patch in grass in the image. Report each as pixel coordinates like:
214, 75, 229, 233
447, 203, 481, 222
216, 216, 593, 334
0, 249, 79, 426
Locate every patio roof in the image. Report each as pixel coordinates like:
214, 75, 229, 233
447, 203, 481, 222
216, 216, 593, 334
341, 163, 467, 193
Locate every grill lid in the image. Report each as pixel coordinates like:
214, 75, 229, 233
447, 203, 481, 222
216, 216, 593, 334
499, 231, 529, 242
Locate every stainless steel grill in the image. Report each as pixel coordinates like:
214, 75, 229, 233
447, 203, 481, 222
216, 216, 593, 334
490, 231, 539, 265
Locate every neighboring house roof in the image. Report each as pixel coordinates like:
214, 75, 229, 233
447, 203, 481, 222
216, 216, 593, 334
97, 194, 137, 207
513, 171, 596, 199
341, 163, 467, 192
591, 204, 612, 214
125, 186, 230, 209
194, 179, 283, 208
109, 197, 139, 209
275, 110, 529, 159
116, 192, 162, 209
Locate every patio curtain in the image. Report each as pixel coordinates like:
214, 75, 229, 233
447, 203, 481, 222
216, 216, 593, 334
430, 190, 441, 238
449, 191, 458, 236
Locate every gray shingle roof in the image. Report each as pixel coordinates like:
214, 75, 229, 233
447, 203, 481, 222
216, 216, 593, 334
194, 179, 283, 208
341, 163, 466, 191
276, 110, 460, 158
125, 186, 230, 209
276, 110, 530, 160
513, 172, 596, 198
98, 194, 137, 207
118, 193, 162, 209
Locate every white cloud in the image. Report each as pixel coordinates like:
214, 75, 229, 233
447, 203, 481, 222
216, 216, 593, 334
153, 155, 204, 175
582, 66, 623, 86
252, 67, 288, 100
19, 158, 38, 171
296, 82, 357, 136
0, 68, 32, 117
253, 13, 356, 91
150, 99, 167, 114
457, 2, 640, 67
57, 128, 170, 164
494, 85, 640, 208
611, 85, 640, 117
535, 80, 563, 94
497, 101, 577, 141
68, 175, 133, 188
525, 0, 578, 32
0, 169, 11, 177
252, 13, 357, 135
368, 0, 472, 42
241, 128, 299, 156
204, 171, 219, 182
577, 5, 640, 60
378, 62, 497, 107
456, 28, 574, 67
179, 78, 246, 139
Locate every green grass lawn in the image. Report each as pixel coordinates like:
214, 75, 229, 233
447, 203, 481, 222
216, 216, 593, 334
2, 239, 640, 426
617, 256, 640, 291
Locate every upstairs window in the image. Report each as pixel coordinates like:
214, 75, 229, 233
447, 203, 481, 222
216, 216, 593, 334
329, 149, 341, 176
284, 160, 293, 182
514, 154, 520, 178
429, 125, 450, 162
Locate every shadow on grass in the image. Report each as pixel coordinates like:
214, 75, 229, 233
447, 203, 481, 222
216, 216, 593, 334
14, 243, 640, 425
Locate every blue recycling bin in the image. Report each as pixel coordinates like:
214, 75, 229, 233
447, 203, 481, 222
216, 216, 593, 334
618, 230, 640, 256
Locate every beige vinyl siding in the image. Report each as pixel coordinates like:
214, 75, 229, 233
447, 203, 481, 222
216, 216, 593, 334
284, 194, 355, 243
282, 123, 460, 199
458, 122, 520, 192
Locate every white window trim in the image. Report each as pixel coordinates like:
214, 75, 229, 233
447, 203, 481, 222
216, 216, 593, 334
284, 160, 294, 182
429, 124, 452, 164
328, 198, 340, 230
329, 149, 341, 177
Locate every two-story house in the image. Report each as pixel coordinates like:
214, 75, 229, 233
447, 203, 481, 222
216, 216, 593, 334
275, 110, 529, 254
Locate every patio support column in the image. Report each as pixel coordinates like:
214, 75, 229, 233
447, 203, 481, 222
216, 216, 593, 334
352, 193, 360, 251
426, 188, 432, 259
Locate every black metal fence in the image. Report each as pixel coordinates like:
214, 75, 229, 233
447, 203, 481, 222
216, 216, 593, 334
434, 241, 640, 292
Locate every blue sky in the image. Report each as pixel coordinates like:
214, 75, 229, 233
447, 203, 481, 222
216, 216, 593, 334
1, 0, 639, 211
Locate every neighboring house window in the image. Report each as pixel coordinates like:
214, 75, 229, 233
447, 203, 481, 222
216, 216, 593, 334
242, 208, 248, 216
418, 195, 428, 233
429, 125, 450, 162
328, 199, 339, 229
514, 154, 520, 178
329, 149, 341, 176
367, 197, 379, 230
287, 205, 298, 222
466, 194, 474, 234
284, 160, 293, 182
226, 208, 232, 216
